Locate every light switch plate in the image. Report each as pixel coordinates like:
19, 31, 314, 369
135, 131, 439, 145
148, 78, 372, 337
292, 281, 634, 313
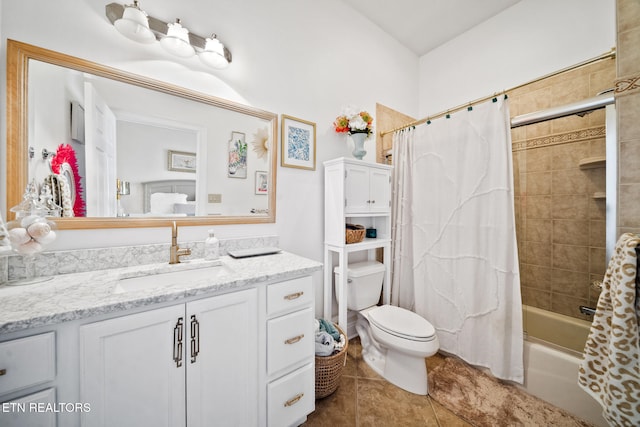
208, 194, 222, 203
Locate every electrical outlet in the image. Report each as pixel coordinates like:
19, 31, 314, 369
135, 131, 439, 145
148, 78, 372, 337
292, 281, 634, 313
208, 194, 222, 203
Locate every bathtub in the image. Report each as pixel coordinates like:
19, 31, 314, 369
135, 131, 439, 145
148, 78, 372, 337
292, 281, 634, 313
520, 305, 607, 427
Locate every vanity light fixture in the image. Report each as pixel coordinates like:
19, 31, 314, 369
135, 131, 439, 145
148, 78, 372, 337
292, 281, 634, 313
113, 1, 155, 44
105, 2, 232, 69
160, 19, 195, 58
199, 34, 230, 69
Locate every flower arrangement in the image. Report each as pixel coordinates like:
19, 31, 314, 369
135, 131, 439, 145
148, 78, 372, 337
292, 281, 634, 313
333, 106, 374, 136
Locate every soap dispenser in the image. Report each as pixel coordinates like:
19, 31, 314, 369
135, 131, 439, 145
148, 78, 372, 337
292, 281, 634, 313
204, 229, 220, 260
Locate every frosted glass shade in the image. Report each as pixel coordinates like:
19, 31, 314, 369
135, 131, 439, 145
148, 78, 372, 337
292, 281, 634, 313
199, 37, 229, 69
160, 20, 195, 58
114, 4, 155, 43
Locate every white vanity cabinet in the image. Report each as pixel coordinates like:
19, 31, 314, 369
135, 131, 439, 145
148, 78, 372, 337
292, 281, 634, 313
324, 158, 393, 335
265, 276, 315, 427
80, 288, 258, 427
0, 332, 57, 427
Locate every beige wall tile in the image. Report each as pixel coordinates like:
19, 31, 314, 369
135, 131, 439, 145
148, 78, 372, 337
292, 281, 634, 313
590, 247, 607, 275
620, 140, 640, 183
552, 243, 590, 272
551, 115, 590, 134
552, 169, 589, 195
550, 74, 590, 106
550, 268, 590, 299
551, 294, 591, 320
590, 220, 606, 247
618, 27, 640, 77
522, 287, 551, 310
619, 183, 640, 227
521, 264, 551, 290
590, 66, 617, 95
585, 167, 606, 195
551, 141, 590, 170
526, 241, 552, 267
589, 138, 606, 158
588, 198, 607, 220
526, 218, 552, 243
553, 219, 589, 246
618, 0, 640, 34
618, 95, 640, 142
525, 146, 551, 172
526, 195, 551, 219
526, 171, 551, 195
552, 195, 589, 219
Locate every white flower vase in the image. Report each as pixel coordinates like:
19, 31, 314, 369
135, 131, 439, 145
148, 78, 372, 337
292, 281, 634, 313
350, 132, 368, 160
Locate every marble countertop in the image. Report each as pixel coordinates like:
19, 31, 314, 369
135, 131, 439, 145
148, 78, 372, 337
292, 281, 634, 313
0, 252, 322, 334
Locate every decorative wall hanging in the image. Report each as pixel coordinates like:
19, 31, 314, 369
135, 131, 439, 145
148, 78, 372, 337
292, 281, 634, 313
168, 150, 196, 173
228, 131, 247, 178
255, 171, 268, 195
281, 115, 316, 170
50, 144, 85, 217
251, 126, 270, 160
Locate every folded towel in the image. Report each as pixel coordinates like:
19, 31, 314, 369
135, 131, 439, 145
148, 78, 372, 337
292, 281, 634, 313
334, 334, 347, 352
318, 318, 340, 341
315, 331, 335, 356
314, 319, 320, 333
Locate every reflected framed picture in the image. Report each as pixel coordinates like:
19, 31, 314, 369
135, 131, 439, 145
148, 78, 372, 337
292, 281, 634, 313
168, 150, 196, 173
281, 115, 316, 170
255, 170, 268, 195
228, 131, 248, 178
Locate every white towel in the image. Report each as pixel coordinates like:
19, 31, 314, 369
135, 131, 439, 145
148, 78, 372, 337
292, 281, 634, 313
578, 233, 640, 426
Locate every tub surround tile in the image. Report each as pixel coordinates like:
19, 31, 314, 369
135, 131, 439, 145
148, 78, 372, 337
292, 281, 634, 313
0, 249, 321, 334
552, 220, 589, 246
550, 269, 590, 299
521, 264, 551, 291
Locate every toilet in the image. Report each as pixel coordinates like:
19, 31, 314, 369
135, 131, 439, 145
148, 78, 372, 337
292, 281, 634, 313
334, 261, 439, 395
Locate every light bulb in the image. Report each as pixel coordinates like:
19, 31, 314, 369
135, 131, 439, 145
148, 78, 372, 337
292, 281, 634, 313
199, 35, 229, 69
160, 19, 195, 58
114, 1, 155, 44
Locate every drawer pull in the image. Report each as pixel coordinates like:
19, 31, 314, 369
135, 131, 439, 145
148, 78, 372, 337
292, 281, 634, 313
284, 291, 304, 300
0, 369, 6, 376
284, 393, 304, 407
284, 334, 304, 345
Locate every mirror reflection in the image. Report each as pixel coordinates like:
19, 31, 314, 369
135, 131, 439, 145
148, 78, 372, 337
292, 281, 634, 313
7, 40, 277, 229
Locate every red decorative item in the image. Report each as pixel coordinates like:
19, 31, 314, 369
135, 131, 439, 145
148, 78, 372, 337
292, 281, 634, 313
50, 144, 86, 217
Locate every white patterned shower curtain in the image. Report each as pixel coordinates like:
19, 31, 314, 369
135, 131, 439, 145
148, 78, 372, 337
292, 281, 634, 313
391, 97, 523, 383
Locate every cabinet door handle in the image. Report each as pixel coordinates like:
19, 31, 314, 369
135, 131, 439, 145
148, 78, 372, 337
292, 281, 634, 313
190, 315, 200, 364
284, 393, 304, 407
0, 369, 6, 376
173, 317, 184, 368
285, 334, 304, 345
284, 291, 304, 300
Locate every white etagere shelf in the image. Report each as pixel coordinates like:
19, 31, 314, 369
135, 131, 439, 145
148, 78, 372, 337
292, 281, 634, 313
323, 157, 392, 335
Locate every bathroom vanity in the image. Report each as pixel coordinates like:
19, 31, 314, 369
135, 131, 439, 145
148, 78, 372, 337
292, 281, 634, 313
0, 251, 321, 427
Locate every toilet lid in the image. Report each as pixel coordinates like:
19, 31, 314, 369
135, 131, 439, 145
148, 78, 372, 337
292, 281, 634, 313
368, 305, 436, 341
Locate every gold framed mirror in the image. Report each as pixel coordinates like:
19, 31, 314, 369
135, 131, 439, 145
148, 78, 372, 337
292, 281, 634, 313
6, 39, 277, 229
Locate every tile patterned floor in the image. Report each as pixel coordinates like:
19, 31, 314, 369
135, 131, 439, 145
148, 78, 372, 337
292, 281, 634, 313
303, 338, 472, 426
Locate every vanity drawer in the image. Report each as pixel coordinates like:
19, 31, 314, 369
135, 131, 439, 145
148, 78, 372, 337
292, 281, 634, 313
267, 307, 314, 375
268, 363, 314, 427
1, 388, 57, 427
0, 332, 55, 395
267, 276, 313, 316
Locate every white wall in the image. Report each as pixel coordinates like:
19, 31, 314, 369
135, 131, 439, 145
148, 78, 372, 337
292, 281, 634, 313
418, 0, 616, 117
0, 0, 419, 262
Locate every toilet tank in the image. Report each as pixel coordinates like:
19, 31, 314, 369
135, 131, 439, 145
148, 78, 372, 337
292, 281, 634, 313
334, 261, 385, 311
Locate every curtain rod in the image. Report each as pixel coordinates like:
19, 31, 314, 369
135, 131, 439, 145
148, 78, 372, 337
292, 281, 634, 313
379, 48, 616, 137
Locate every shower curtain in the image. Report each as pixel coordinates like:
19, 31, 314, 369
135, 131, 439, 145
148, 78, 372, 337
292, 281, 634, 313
392, 97, 523, 383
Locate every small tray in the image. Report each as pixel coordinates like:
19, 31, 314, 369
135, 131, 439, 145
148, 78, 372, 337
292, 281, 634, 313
227, 247, 282, 258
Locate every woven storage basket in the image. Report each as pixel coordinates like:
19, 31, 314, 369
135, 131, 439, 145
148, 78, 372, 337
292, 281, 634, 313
345, 224, 365, 244
315, 323, 348, 399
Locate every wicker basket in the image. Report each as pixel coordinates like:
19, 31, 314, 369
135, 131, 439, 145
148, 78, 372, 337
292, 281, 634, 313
315, 324, 348, 399
345, 224, 365, 244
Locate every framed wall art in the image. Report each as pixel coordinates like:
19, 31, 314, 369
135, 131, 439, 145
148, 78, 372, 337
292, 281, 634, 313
168, 150, 196, 173
281, 115, 316, 171
228, 131, 247, 178
255, 170, 268, 195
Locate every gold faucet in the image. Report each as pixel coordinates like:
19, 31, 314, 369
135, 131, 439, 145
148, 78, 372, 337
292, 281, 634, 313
169, 221, 191, 264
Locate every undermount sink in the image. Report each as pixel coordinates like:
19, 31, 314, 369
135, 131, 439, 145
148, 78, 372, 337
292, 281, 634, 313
114, 260, 234, 294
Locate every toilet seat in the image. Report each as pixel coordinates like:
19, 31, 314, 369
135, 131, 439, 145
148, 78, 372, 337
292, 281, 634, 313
368, 305, 436, 342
